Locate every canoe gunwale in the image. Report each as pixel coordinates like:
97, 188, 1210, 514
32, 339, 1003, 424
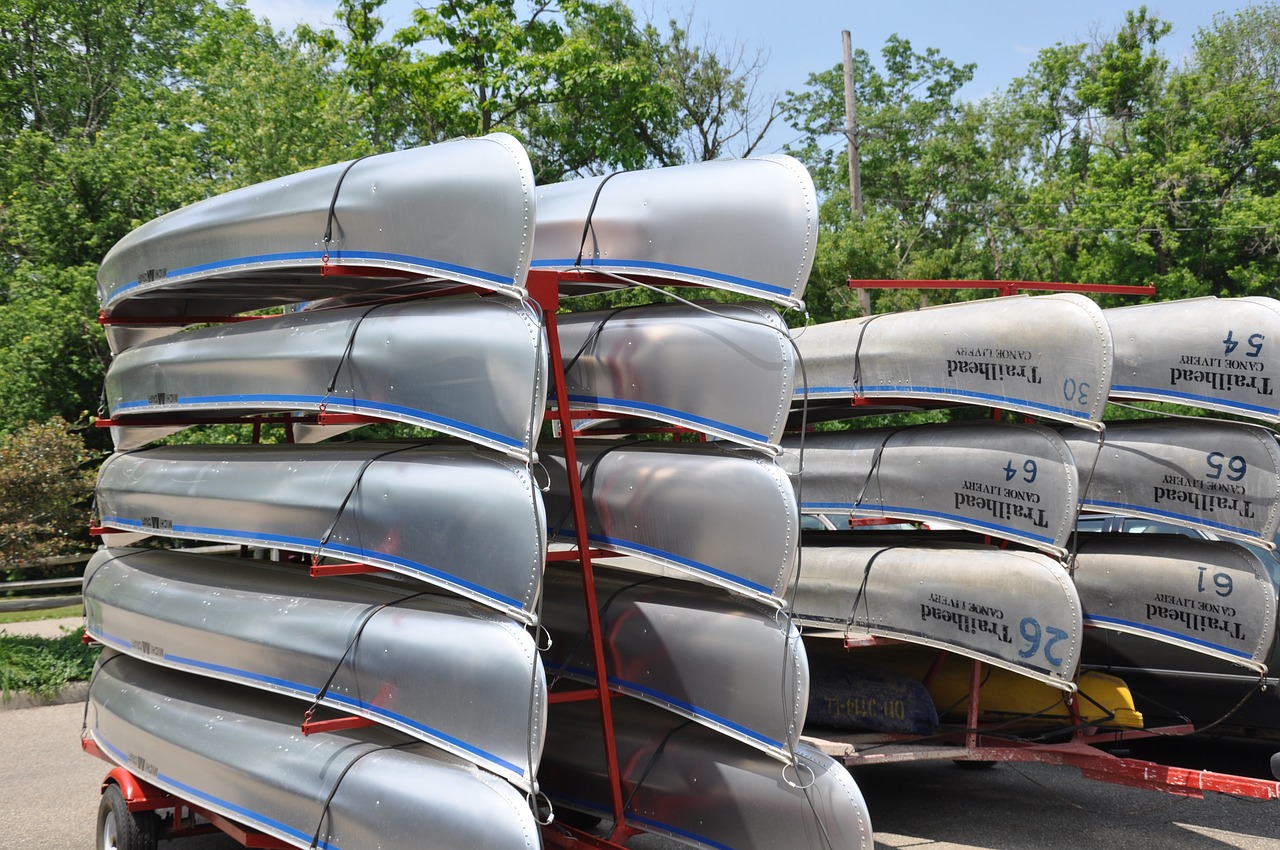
104, 298, 549, 459
99, 134, 537, 324
94, 444, 547, 624
89, 653, 542, 850
791, 293, 1114, 428
541, 567, 807, 761
83, 549, 547, 789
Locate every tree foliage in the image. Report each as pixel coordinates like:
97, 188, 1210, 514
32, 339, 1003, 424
0, 0, 1278, 476
0, 419, 94, 569
787, 4, 1280, 320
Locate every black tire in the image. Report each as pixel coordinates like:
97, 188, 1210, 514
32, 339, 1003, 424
952, 759, 998, 771
96, 784, 158, 850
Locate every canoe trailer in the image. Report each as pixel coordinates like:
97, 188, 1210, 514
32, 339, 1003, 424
797, 278, 1280, 804
84, 257, 1280, 850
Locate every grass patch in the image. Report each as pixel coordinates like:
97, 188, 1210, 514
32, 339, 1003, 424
0, 631, 99, 700
0, 605, 82, 625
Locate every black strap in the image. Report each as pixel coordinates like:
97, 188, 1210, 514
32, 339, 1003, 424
322, 154, 375, 255
575, 171, 624, 267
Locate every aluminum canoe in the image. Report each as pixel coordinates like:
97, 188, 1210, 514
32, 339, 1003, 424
792, 293, 1113, 426
98, 134, 535, 350
790, 541, 1083, 690
88, 652, 541, 850
553, 303, 796, 453
532, 156, 816, 308
540, 564, 806, 760
1062, 418, 1280, 547
539, 696, 873, 850
94, 442, 546, 623
1071, 535, 1277, 673
83, 547, 546, 790
103, 297, 548, 458
1106, 296, 1280, 421
541, 440, 798, 604
782, 421, 1079, 555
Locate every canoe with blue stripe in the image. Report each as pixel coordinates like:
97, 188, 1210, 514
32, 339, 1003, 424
1106, 296, 1280, 422
83, 547, 546, 790
88, 652, 541, 850
93, 442, 546, 624
554, 302, 796, 453
532, 156, 816, 308
1071, 534, 1277, 672
1062, 418, 1280, 547
791, 293, 1112, 426
790, 539, 1083, 690
541, 440, 799, 605
97, 134, 535, 352
782, 421, 1079, 556
103, 297, 547, 458
540, 564, 807, 761
539, 694, 873, 850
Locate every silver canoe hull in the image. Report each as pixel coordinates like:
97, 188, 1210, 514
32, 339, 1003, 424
791, 542, 1083, 690
83, 548, 545, 789
542, 441, 798, 604
94, 443, 546, 623
532, 156, 815, 308
555, 303, 796, 453
541, 565, 807, 760
104, 298, 548, 458
793, 294, 1113, 426
98, 134, 535, 343
1063, 419, 1280, 547
1071, 536, 1277, 672
782, 421, 1079, 555
540, 697, 873, 850
1106, 296, 1280, 421
89, 653, 540, 850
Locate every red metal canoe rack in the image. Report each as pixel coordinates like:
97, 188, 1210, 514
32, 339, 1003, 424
87, 267, 666, 849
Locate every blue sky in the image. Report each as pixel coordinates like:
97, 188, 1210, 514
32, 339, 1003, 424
244, 0, 1253, 153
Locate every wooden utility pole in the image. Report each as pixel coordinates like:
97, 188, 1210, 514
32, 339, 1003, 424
842, 29, 863, 221
842, 30, 871, 315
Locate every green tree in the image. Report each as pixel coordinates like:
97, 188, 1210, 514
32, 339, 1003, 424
1159, 4, 1280, 299
0, 265, 104, 429
0, 418, 95, 569
650, 13, 783, 163
307, 0, 681, 180
0, 1, 366, 440
785, 35, 983, 320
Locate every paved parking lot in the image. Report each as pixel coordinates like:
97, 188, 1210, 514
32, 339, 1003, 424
2, 700, 1277, 850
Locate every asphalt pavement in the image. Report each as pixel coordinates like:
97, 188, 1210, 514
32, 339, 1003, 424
2, 700, 1277, 850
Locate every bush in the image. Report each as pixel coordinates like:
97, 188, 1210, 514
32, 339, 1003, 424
0, 630, 99, 699
0, 418, 96, 575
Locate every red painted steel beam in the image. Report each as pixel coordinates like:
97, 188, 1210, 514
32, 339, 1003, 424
300, 715, 377, 736
966, 738, 1280, 801
307, 560, 381, 581
528, 269, 630, 834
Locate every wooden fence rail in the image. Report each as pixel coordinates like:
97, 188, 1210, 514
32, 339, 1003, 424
2, 546, 239, 613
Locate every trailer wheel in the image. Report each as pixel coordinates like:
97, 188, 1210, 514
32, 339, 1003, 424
97, 784, 158, 850
952, 759, 998, 771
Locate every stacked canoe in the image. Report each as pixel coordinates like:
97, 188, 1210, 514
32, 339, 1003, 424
786, 294, 1280, 736
86, 135, 873, 850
